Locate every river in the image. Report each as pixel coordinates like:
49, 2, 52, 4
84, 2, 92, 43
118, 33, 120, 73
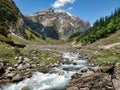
1, 52, 92, 90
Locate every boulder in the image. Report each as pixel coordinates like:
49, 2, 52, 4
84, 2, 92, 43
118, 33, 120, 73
66, 73, 113, 90
58, 71, 65, 75
7, 67, 14, 71
73, 63, 77, 65
21, 87, 30, 90
18, 56, 24, 61
12, 74, 24, 83
0, 62, 4, 67
14, 56, 19, 60
23, 57, 30, 63
17, 64, 24, 70
14, 63, 19, 68
18, 59, 23, 64
31, 64, 36, 68
71, 73, 82, 79
81, 69, 88, 73
0, 62, 5, 75
32, 57, 38, 60
7, 72, 15, 79
25, 63, 31, 68
0, 67, 5, 75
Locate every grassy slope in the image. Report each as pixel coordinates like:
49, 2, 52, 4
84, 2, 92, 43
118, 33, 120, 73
91, 30, 120, 46
7, 29, 65, 45
0, 29, 65, 64
90, 30, 120, 65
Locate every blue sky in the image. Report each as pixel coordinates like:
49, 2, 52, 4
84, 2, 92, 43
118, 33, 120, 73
13, 0, 120, 24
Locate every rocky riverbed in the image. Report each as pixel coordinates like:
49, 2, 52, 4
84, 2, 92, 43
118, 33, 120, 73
0, 51, 97, 90
66, 63, 120, 90
0, 44, 120, 90
0, 45, 66, 86
0, 44, 76, 88
0, 55, 60, 85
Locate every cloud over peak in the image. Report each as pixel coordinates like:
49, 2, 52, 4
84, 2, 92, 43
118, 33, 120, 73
52, 0, 75, 8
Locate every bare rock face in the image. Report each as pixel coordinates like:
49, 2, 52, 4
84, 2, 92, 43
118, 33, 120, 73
25, 8, 90, 40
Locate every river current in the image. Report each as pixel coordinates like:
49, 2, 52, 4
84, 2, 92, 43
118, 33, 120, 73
2, 52, 92, 90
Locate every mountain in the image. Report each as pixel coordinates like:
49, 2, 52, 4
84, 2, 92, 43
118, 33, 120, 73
25, 8, 90, 40
0, 1, 90, 45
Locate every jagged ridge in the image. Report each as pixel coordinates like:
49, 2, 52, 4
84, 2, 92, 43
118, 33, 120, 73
26, 8, 90, 40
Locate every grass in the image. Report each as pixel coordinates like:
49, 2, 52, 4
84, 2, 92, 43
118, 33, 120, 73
92, 49, 120, 66
0, 41, 59, 68
86, 30, 120, 66
0, 42, 16, 63
92, 30, 120, 46
7, 29, 66, 45
76, 30, 120, 66
45, 38, 65, 45
8, 34, 29, 44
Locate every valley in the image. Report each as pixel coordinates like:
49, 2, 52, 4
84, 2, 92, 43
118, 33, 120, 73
0, 0, 120, 90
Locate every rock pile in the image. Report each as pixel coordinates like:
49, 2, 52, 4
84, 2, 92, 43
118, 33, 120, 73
0, 56, 36, 84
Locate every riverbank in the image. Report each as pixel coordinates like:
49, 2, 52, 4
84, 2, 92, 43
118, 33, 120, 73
66, 44, 120, 90
66, 63, 120, 90
1, 51, 94, 90
0, 44, 76, 86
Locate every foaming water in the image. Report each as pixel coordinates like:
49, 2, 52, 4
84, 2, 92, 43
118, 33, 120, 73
3, 72, 70, 90
2, 52, 91, 90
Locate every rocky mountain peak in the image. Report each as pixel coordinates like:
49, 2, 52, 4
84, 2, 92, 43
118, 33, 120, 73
25, 9, 91, 40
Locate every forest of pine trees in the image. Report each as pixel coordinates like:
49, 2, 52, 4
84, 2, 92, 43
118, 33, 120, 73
75, 8, 120, 44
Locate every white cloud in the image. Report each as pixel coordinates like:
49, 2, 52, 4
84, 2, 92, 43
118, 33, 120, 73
52, 0, 75, 8
68, 7, 73, 10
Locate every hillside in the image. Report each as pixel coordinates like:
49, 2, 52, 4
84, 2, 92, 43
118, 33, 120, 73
0, 0, 26, 38
73, 8, 120, 44
71, 8, 120, 66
